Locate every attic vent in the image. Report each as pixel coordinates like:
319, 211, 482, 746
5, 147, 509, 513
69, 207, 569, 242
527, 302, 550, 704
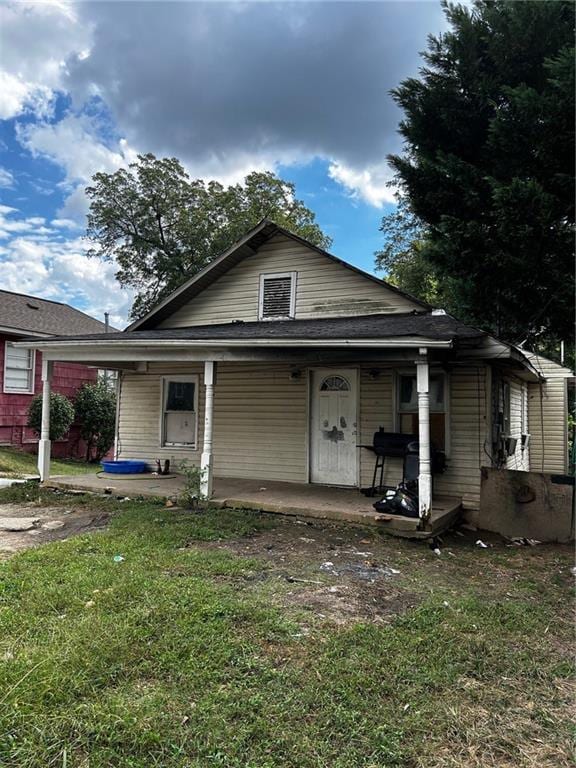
259, 272, 296, 320
26, 302, 40, 310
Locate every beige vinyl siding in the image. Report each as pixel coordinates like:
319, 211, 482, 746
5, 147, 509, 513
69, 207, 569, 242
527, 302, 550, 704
118, 362, 308, 483
527, 378, 567, 473
525, 353, 570, 474
159, 235, 420, 328
212, 363, 307, 483
358, 368, 401, 488
118, 361, 490, 510
434, 366, 490, 510
505, 379, 529, 472
117, 363, 205, 464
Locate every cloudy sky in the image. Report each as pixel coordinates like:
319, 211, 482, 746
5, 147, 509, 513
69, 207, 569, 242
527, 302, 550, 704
0, 0, 446, 327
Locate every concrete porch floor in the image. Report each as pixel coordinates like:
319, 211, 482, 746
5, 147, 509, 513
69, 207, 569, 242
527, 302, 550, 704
45, 473, 462, 538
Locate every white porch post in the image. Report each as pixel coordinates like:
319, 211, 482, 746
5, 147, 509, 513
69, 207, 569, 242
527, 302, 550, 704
416, 350, 432, 520
200, 361, 216, 498
38, 359, 53, 481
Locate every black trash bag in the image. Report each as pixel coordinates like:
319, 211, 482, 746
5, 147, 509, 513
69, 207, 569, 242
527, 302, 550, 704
373, 484, 419, 518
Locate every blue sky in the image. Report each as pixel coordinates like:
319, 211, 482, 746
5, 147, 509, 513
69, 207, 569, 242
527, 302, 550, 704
0, 1, 446, 327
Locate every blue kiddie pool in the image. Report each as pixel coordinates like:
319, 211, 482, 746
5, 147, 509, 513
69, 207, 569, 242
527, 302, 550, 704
101, 459, 147, 474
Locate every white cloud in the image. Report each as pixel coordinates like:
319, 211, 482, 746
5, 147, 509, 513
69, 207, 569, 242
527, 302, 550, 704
0, 204, 132, 327
0, 71, 53, 121
17, 115, 128, 184
51, 217, 82, 230
0, 0, 90, 119
17, 114, 136, 221
328, 162, 398, 208
0, 166, 15, 188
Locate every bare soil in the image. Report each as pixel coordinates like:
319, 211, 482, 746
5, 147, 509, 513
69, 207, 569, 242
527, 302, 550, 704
195, 513, 574, 628
0, 502, 109, 556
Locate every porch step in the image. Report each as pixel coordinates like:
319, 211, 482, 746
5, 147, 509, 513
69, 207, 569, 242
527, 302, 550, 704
374, 497, 462, 539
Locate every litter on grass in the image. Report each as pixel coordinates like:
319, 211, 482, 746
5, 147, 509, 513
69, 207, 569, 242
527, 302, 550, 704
320, 560, 400, 581
113, 555, 125, 562
506, 537, 542, 547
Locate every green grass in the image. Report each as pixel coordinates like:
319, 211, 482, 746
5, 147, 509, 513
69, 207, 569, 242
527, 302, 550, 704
0, 446, 99, 478
0, 484, 573, 768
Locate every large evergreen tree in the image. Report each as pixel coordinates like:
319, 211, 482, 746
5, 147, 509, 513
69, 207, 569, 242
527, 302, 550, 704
385, 0, 574, 346
86, 154, 331, 320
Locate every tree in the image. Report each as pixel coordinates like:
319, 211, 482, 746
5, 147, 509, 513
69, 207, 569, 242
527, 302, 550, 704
86, 155, 331, 320
27, 393, 75, 442
386, 0, 575, 347
74, 382, 117, 462
375, 195, 446, 307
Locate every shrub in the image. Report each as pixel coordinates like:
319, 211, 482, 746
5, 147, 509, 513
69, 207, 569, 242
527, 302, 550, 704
74, 382, 117, 462
27, 392, 75, 441
178, 460, 205, 507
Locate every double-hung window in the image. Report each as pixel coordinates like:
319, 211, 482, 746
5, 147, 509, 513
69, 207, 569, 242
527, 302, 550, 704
3, 343, 35, 394
258, 272, 297, 320
397, 372, 447, 451
161, 376, 198, 447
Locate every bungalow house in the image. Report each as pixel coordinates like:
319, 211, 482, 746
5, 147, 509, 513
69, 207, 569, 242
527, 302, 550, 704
0, 290, 108, 458
19, 220, 572, 533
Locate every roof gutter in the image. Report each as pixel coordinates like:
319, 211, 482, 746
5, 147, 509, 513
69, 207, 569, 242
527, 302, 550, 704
16, 336, 454, 351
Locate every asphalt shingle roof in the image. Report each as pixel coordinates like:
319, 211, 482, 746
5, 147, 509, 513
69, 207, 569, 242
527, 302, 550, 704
39, 312, 486, 344
0, 289, 108, 337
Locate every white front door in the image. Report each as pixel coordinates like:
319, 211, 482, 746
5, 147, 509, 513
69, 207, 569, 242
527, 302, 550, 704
310, 369, 358, 486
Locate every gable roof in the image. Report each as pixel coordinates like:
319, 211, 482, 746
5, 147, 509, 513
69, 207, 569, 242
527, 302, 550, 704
128, 219, 431, 331
0, 289, 108, 337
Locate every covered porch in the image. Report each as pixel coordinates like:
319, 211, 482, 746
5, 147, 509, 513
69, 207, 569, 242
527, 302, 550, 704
16, 311, 512, 535
45, 473, 462, 538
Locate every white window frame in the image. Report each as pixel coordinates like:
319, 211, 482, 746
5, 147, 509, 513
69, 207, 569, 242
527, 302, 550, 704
3, 342, 36, 394
258, 271, 297, 320
159, 375, 199, 449
394, 369, 451, 456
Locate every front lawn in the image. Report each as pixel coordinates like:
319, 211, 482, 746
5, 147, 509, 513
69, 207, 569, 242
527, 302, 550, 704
0, 485, 573, 768
0, 446, 99, 478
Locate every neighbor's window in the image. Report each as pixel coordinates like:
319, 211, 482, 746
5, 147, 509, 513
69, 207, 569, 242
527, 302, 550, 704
3, 343, 35, 394
161, 376, 198, 447
397, 372, 447, 451
258, 272, 296, 320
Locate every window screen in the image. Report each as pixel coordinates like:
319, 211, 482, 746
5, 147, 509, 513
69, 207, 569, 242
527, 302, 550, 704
259, 273, 295, 319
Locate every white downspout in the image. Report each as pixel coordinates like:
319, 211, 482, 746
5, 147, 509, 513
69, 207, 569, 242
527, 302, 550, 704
200, 361, 216, 498
38, 359, 53, 481
416, 350, 432, 520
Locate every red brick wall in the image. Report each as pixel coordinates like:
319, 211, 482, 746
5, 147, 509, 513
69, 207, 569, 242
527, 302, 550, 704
0, 333, 99, 459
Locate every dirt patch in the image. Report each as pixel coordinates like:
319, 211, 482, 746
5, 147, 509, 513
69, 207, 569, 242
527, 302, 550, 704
196, 516, 423, 625
193, 513, 574, 627
0, 502, 110, 556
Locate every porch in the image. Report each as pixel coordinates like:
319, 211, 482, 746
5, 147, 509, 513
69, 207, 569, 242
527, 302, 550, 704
45, 473, 462, 538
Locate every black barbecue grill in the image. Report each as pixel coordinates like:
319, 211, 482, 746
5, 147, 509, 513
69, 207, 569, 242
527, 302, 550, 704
357, 429, 417, 497
358, 428, 446, 497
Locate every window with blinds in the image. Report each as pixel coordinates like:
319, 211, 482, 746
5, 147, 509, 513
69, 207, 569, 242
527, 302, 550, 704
258, 272, 296, 320
3, 343, 35, 394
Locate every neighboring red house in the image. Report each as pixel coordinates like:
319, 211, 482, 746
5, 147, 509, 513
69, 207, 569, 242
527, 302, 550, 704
0, 289, 108, 459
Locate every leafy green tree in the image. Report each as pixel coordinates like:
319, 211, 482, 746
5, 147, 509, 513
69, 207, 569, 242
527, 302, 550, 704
86, 155, 331, 320
387, 0, 575, 346
27, 393, 75, 442
74, 382, 117, 462
376, 195, 446, 307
